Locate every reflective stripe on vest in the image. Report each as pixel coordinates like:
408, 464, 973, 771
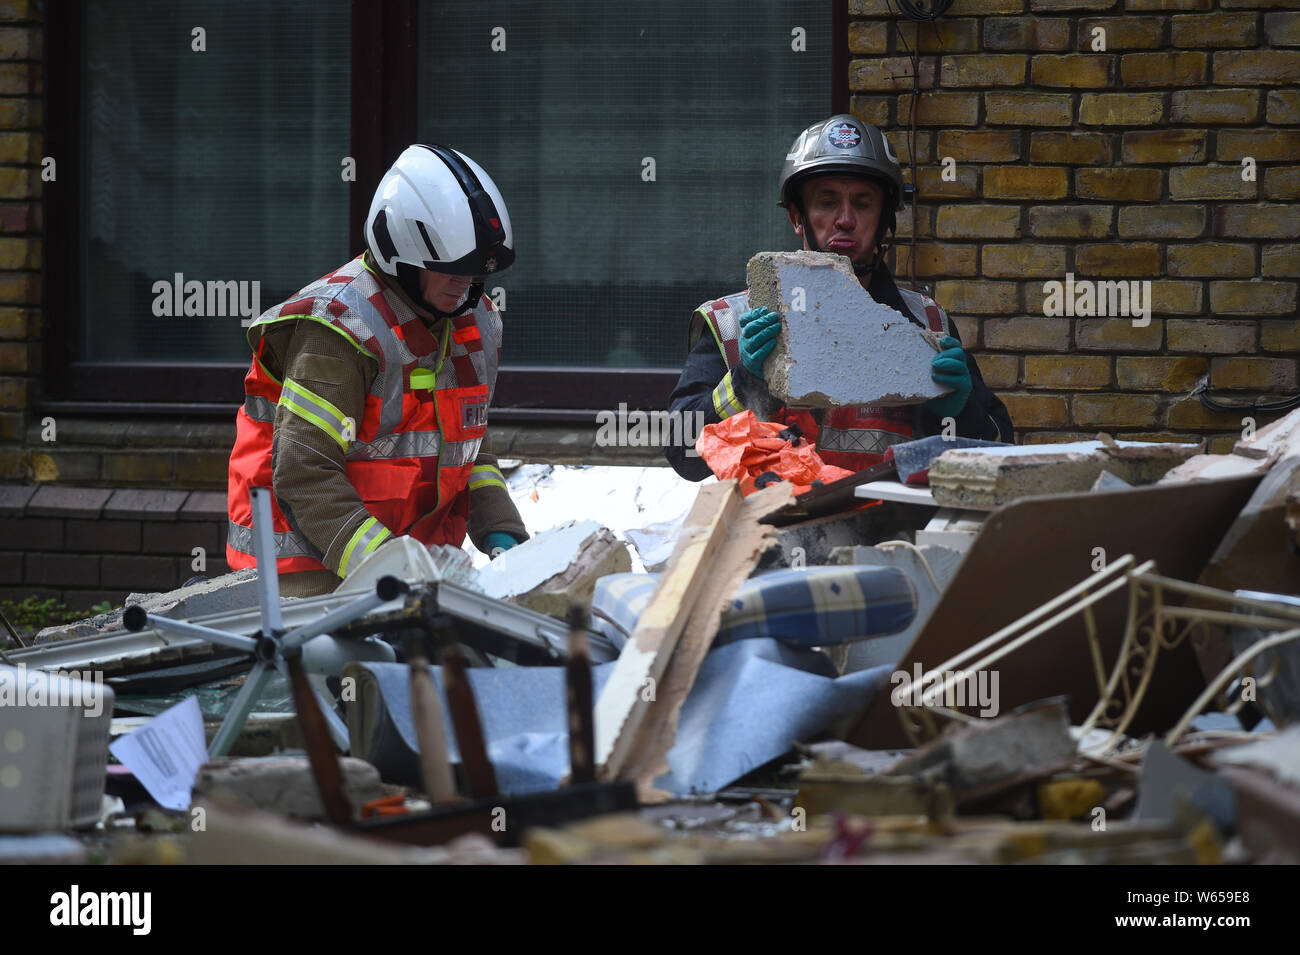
344, 429, 481, 467
339, 516, 391, 577
280, 378, 354, 452
227, 519, 319, 560
711, 371, 745, 419
817, 426, 907, 456
468, 463, 507, 492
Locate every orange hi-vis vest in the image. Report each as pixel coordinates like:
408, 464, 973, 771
693, 287, 949, 472
226, 254, 501, 577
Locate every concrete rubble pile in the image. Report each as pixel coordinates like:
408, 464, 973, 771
2, 405, 1299, 866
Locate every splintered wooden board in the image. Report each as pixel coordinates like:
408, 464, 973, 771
618, 483, 792, 801
595, 481, 743, 778
846, 474, 1262, 749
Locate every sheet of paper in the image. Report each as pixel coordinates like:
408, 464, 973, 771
108, 695, 207, 810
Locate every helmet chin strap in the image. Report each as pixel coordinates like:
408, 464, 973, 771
396, 262, 484, 318
429, 282, 484, 318
854, 224, 892, 281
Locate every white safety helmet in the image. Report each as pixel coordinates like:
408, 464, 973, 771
365, 144, 514, 313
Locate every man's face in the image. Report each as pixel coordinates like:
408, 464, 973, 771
788, 175, 886, 265
419, 270, 475, 312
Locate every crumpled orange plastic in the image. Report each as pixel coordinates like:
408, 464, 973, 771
695, 410, 854, 496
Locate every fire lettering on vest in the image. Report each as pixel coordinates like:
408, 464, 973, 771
462, 397, 489, 430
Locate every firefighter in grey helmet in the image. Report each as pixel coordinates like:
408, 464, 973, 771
664, 114, 1012, 481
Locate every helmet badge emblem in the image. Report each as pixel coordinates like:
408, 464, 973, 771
827, 122, 862, 149
484, 257, 497, 272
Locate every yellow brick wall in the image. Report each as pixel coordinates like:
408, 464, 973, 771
855, 0, 1300, 446
0, 0, 39, 477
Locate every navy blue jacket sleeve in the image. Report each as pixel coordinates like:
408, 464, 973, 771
664, 333, 727, 481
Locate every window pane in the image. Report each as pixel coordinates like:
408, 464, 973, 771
418, 1, 831, 369
81, 0, 351, 363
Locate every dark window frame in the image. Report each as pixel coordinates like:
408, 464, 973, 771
41, 0, 846, 421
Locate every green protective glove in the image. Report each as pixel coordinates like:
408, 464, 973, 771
925, 336, 973, 421
738, 306, 782, 379
483, 531, 518, 558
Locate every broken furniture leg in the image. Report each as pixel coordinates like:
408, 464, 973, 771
285, 652, 355, 826
440, 641, 499, 800
566, 605, 596, 785
405, 631, 458, 805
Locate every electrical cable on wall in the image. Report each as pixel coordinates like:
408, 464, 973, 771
886, 0, 951, 292
1195, 378, 1300, 415
894, 0, 954, 20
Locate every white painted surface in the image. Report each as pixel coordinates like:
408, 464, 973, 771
855, 480, 938, 505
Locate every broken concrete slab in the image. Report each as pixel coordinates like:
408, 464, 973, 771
1159, 406, 1300, 491
1159, 452, 1270, 484
884, 698, 1077, 797
477, 520, 631, 619
928, 439, 1199, 509
192, 756, 385, 821
35, 569, 261, 643
746, 250, 947, 408
1234, 406, 1300, 463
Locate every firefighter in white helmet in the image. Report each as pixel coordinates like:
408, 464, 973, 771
227, 145, 526, 597
666, 115, 1012, 479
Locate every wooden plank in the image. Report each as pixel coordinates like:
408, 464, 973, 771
407, 646, 458, 804
619, 483, 794, 801
595, 481, 743, 778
